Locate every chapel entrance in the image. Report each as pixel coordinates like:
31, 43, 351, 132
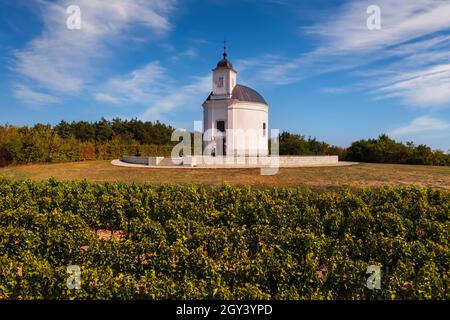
216, 120, 226, 156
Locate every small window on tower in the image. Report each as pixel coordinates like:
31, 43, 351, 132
263, 123, 266, 136
217, 120, 225, 132
218, 77, 224, 88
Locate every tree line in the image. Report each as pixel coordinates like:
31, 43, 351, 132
54, 118, 174, 144
344, 134, 450, 166
279, 132, 450, 166
0, 118, 449, 166
0, 118, 175, 166
279, 132, 347, 158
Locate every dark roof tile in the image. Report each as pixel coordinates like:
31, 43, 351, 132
204, 84, 267, 105
232, 84, 267, 105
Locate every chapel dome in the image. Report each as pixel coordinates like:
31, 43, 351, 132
232, 84, 267, 105
216, 58, 234, 69
204, 84, 268, 105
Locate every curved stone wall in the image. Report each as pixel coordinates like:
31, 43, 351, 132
121, 155, 339, 168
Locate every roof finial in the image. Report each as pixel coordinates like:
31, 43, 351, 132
223, 39, 227, 59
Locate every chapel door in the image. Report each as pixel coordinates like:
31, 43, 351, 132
216, 120, 226, 156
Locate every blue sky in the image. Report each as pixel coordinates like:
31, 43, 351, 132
1, 0, 450, 151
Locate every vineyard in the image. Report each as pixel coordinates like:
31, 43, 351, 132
0, 178, 448, 299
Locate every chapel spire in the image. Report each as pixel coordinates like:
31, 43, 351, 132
211, 40, 237, 97
223, 40, 228, 59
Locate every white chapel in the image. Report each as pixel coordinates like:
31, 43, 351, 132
202, 47, 269, 156
118, 48, 340, 168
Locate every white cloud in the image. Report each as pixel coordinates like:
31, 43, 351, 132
94, 61, 211, 121
94, 93, 123, 105
13, 85, 62, 105
389, 116, 450, 136
12, 0, 176, 101
320, 87, 347, 95
141, 75, 211, 121
303, 0, 450, 53
239, 0, 450, 107
171, 48, 198, 61
95, 61, 169, 105
375, 64, 450, 107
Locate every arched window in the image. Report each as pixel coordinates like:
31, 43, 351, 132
218, 77, 224, 88
263, 122, 266, 136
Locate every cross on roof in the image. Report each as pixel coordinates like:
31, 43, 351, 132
223, 39, 228, 59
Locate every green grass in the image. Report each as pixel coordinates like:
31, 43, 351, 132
1, 160, 449, 190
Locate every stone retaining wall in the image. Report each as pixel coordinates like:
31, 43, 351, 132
122, 156, 150, 165
122, 155, 339, 167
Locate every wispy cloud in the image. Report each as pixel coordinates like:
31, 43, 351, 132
95, 61, 169, 105
302, 0, 450, 53
13, 84, 62, 105
320, 87, 347, 95
239, 0, 450, 107
12, 0, 176, 102
94, 93, 123, 105
171, 48, 198, 61
374, 64, 450, 107
141, 75, 211, 121
94, 61, 210, 121
389, 116, 450, 136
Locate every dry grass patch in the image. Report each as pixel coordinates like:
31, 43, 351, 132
0, 160, 449, 191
